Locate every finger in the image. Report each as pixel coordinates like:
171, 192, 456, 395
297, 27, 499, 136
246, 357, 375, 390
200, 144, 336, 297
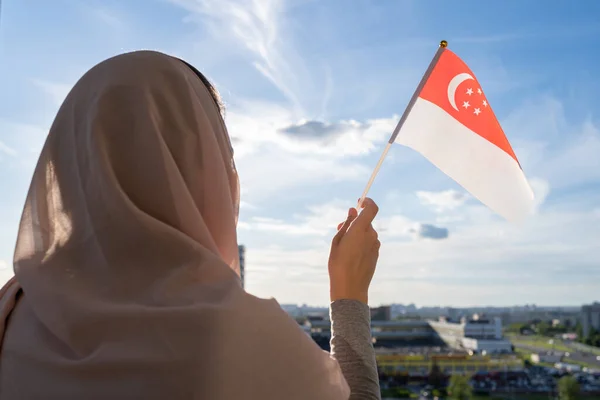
332, 208, 357, 245
352, 198, 379, 230
367, 225, 379, 241
373, 239, 381, 251
370, 239, 381, 259
366, 239, 381, 268
339, 207, 359, 230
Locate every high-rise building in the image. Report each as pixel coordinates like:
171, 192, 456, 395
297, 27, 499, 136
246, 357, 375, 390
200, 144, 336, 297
581, 302, 600, 337
238, 245, 245, 289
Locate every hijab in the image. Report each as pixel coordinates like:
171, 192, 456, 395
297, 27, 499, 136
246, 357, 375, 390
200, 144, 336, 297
0, 50, 349, 400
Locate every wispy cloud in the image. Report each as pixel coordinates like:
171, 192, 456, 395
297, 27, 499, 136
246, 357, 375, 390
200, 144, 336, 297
453, 24, 600, 45
169, 0, 326, 117
0, 121, 46, 166
30, 79, 72, 107
90, 6, 126, 29
0, 141, 17, 157
505, 95, 600, 190
452, 33, 526, 45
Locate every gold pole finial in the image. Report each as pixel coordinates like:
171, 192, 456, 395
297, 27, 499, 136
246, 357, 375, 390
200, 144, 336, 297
440, 40, 448, 48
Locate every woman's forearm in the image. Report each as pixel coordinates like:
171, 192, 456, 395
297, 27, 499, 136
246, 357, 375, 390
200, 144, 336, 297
329, 299, 381, 400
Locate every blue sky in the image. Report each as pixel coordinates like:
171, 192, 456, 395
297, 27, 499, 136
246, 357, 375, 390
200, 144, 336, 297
1, 0, 600, 307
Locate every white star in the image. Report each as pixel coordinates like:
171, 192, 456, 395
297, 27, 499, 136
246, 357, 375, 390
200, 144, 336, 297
462, 101, 470, 109
477, 88, 482, 94
473, 108, 481, 116
466, 88, 474, 95
482, 100, 488, 107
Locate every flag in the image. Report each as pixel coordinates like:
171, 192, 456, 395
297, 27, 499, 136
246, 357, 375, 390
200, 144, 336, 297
394, 48, 534, 222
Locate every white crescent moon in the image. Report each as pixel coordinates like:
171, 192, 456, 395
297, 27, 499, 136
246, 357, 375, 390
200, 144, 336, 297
447, 72, 475, 111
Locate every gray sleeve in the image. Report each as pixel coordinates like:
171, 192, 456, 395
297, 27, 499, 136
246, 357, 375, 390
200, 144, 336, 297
329, 300, 381, 400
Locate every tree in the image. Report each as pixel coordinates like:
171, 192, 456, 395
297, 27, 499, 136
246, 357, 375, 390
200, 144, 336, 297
558, 376, 580, 400
428, 362, 445, 389
537, 321, 550, 336
505, 322, 526, 333
575, 322, 584, 342
448, 375, 472, 400
584, 328, 600, 347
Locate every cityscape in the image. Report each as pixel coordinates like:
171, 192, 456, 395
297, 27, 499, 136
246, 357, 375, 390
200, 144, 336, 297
241, 244, 600, 399
286, 300, 600, 399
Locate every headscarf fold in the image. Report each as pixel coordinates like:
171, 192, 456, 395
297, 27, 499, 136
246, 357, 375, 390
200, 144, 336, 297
0, 51, 349, 400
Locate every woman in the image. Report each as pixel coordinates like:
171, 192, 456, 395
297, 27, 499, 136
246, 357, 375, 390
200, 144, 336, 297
0, 51, 381, 399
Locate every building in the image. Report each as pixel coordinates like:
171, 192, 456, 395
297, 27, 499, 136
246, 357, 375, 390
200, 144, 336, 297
376, 351, 523, 376
428, 315, 512, 354
303, 316, 523, 376
281, 304, 329, 319
293, 311, 511, 353
581, 302, 600, 337
370, 321, 441, 347
370, 306, 392, 321
238, 245, 245, 289
307, 319, 441, 348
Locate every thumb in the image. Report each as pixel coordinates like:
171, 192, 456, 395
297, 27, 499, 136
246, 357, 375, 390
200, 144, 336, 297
332, 208, 357, 245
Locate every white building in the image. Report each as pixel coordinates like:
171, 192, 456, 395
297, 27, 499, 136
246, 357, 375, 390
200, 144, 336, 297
429, 315, 512, 354
464, 315, 503, 340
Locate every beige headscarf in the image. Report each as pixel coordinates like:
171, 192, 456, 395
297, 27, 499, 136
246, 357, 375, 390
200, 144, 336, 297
0, 51, 349, 400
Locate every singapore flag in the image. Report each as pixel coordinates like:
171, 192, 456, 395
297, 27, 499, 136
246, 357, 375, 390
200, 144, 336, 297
395, 48, 534, 223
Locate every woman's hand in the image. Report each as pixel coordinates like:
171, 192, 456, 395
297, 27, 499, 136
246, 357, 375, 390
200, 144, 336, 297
328, 198, 380, 304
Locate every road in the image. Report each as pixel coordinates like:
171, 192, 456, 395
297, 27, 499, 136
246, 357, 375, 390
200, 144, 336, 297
512, 341, 600, 369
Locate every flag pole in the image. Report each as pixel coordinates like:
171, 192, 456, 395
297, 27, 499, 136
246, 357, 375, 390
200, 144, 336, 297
357, 40, 448, 208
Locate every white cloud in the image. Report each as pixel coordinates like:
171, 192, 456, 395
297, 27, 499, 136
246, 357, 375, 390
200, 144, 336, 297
244, 245, 332, 305
0, 260, 8, 269
244, 201, 600, 306
376, 215, 414, 239
239, 200, 257, 210
411, 223, 449, 240
529, 177, 550, 211
0, 270, 13, 290
276, 117, 398, 157
227, 100, 397, 158
236, 146, 370, 202
416, 190, 470, 213
242, 198, 451, 243
223, 101, 387, 201
241, 200, 350, 236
